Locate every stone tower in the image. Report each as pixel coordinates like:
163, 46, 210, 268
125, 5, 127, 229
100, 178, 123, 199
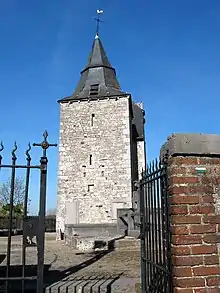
56, 34, 146, 241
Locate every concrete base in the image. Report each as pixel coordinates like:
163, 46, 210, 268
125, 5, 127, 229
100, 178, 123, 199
66, 235, 124, 251
64, 223, 123, 251
115, 237, 140, 251
161, 133, 220, 159
65, 235, 140, 251
128, 229, 140, 238
64, 219, 140, 251
65, 223, 118, 237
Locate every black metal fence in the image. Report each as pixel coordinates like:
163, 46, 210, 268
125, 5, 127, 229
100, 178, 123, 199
0, 131, 56, 293
0, 216, 56, 234
139, 158, 172, 293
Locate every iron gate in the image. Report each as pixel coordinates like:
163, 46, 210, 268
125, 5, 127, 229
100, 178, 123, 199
0, 131, 56, 293
139, 157, 172, 293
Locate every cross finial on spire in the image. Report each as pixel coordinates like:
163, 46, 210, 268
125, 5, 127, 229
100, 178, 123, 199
94, 9, 103, 39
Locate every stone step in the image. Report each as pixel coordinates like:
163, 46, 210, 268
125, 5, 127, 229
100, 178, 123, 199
115, 237, 140, 251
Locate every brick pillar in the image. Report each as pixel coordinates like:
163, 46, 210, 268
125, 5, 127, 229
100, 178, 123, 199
161, 133, 220, 293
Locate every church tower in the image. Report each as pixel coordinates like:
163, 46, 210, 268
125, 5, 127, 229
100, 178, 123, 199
56, 31, 146, 241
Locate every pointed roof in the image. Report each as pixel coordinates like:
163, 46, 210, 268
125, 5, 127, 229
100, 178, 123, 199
83, 35, 112, 70
59, 35, 126, 102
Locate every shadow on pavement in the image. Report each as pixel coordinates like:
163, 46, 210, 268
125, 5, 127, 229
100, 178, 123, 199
0, 247, 122, 292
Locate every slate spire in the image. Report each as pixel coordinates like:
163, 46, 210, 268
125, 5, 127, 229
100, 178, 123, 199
60, 35, 126, 102
83, 35, 113, 71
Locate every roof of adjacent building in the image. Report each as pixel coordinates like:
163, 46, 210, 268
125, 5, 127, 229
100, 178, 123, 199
59, 35, 126, 102
132, 103, 145, 140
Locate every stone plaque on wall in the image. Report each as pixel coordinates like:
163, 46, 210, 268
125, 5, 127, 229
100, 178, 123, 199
65, 200, 79, 224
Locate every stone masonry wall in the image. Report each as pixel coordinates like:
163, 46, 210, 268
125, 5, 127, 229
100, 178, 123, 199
169, 156, 220, 293
56, 96, 133, 235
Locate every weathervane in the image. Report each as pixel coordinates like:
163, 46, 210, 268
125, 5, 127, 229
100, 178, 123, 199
94, 9, 103, 38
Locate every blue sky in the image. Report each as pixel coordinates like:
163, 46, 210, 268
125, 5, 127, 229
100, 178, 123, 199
0, 0, 220, 213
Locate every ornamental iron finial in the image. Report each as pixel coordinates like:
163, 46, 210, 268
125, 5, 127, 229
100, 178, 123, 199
33, 130, 57, 157
94, 9, 104, 38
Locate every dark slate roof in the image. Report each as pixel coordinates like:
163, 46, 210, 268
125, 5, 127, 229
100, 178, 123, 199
132, 103, 145, 140
84, 36, 112, 69
59, 36, 126, 102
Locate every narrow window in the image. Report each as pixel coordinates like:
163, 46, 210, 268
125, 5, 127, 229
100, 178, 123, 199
100, 165, 104, 177
89, 84, 99, 97
82, 165, 86, 177
91, 114, 95, 126
89, 154, 92, 165
88, 184, 94, 192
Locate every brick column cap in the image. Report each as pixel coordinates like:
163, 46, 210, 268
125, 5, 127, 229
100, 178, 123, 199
160, 133, 220, 159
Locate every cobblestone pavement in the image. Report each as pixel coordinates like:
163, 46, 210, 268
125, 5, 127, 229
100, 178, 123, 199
0, 234, 141, 292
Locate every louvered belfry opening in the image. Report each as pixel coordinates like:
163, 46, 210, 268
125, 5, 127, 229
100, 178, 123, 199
89, 84, 99, 97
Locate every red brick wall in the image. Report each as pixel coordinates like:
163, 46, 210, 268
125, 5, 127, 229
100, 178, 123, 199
169, 156, 220, 293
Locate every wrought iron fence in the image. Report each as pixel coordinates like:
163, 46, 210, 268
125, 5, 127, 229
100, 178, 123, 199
139, 158, 172, 293
0, 216, 56, 234
0, 131, 56, 293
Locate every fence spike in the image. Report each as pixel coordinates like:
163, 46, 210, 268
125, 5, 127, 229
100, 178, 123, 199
0, 141, 3, 152
146, 163, 149, 175
12, 141, 18, 159
25, 142, 31, 160
155, 158, 158, 169
152, 160, 155, 172
0, 141, 3, 167
43, 130, 48, 140
149, 162, 152, 173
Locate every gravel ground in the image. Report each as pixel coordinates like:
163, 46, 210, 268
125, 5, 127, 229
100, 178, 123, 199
0, 234, 141, 292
